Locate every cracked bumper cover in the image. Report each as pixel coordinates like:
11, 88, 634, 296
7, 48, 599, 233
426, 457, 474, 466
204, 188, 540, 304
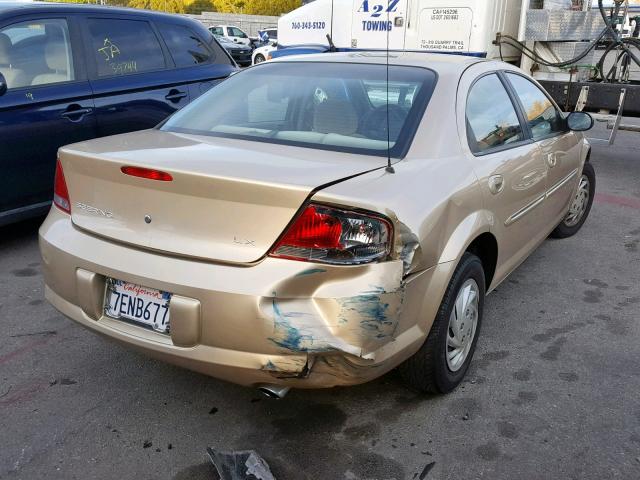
39, 209, 452, 388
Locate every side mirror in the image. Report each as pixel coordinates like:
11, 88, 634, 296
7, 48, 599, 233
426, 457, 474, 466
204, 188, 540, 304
567, 111, 594, 132
0, 72, 7, 96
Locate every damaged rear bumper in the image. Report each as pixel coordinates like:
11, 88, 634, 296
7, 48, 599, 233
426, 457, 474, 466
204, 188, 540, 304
40, 209, 451, 388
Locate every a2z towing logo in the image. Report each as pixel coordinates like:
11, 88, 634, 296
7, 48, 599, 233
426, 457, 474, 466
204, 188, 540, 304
358, 0, 400, 32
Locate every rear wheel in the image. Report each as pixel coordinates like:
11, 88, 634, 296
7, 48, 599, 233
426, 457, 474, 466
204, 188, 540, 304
254, 54, 265, 64
399, 253, 485, 394
550, 162, 595, 239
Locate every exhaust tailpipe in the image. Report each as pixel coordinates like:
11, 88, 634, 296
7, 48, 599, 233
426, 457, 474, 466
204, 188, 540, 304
257, 384, 290, 399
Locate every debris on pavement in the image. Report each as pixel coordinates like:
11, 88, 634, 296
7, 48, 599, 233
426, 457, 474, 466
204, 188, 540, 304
207, 448, 275, 480
417, 462, 435, 479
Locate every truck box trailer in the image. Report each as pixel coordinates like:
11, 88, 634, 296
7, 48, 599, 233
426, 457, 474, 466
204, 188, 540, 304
273, 0, 640, 119
279, 0, 523, 60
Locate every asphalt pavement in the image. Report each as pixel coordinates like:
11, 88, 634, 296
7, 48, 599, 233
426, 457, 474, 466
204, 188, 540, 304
1, 120, 639, 480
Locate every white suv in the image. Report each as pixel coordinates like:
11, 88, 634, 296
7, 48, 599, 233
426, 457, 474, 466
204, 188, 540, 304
209, 25, 250, 46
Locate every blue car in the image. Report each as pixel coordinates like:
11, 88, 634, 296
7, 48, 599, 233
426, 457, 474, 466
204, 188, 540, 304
0, 2, 236, 226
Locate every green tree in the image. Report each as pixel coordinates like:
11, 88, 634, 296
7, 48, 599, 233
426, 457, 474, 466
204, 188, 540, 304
243, 0, 300, 16
185, 0, 216, 14
45, 0, 298, 15
44, 0, 129, 5
127, 0, 186, 13
212, 0, 246, 13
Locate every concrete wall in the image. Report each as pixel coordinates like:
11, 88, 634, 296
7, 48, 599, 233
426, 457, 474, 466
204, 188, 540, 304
184, 12, 280, 37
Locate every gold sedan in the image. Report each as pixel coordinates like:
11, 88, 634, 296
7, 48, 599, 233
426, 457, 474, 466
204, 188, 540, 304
39, 53, 595, 397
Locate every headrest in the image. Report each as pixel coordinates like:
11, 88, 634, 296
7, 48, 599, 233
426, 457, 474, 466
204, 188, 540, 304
0, 33, 11, 65
45, 41, 68, 72
313, 99, 359, 135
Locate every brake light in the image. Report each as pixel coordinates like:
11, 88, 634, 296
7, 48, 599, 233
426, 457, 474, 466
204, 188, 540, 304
121, 166, 173, 182
53, 158, 71, 214
270, 204, 392, 264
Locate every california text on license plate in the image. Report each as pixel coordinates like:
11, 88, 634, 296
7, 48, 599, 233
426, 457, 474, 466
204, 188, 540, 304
105, 279, 171, 333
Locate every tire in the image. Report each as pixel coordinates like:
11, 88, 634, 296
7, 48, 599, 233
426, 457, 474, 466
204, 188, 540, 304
254, 54, 265, 64
399, 253, 485, 394
550, 162, 596, 239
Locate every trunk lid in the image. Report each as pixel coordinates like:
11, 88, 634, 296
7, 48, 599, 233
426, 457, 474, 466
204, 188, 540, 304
61, 129, 382, 263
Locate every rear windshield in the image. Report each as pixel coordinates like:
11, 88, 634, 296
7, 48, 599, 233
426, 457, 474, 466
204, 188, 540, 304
161, 62, 436, 158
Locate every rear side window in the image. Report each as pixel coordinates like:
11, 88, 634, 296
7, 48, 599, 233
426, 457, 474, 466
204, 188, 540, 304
210, 27, 223, 36
466, 74, 524, 154
157, 23, 212, 67
506, 73, 566, 141
87, 18, 165, 77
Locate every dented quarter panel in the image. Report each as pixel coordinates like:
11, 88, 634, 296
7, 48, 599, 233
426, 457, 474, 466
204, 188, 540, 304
313, 152, 487, 276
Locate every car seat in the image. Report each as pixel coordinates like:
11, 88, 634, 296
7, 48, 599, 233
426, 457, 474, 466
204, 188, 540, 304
31, 40, 72, 86
0, 32, 26, 90
313, 99, 359, 136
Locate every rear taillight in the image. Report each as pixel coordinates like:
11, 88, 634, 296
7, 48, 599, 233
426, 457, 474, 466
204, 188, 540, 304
53, 158, 71, 214
269, 204, 392, 264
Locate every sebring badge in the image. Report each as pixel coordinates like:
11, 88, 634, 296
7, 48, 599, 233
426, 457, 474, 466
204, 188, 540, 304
75, 202, 113, 218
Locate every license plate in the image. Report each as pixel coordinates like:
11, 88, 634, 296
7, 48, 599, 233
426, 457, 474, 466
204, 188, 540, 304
105, 279, 171, 333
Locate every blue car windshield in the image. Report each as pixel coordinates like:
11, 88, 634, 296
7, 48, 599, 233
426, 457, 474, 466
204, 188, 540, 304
161, 62, 436, 158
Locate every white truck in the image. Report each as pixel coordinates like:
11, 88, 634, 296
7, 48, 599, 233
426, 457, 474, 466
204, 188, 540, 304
278, 0, 522, 60
209, 25, 252, 46
273, 0, 640, 122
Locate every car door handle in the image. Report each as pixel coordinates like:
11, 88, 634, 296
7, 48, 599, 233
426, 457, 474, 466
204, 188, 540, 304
165, 90, 188, 103
547, 152, 557, 168
61, 107, 93, 122
488, 175, 505, 195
